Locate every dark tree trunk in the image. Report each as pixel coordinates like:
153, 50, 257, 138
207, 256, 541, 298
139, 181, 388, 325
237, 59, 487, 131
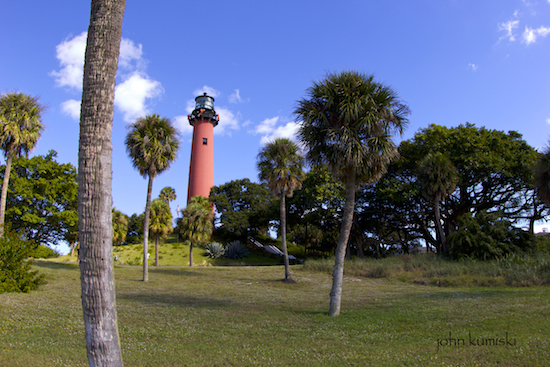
189, 242, 193, 267
280, 193, 295, 283
155, 235, 159, 266
329, 172, 356, 317
142, 174, 154, 281
78, 0, 126, 365
0, 151, 13, 236
434, 193, 448, 255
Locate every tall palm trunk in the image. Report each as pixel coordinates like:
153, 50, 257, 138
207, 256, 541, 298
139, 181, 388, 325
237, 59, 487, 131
434, 193, 448, 255
329, 172, 356, 317
0, 151, 13, 236
78, 0, 125, 365
155, 235, 159, 266
142, 174, 154, 281
280, 193, 294, 282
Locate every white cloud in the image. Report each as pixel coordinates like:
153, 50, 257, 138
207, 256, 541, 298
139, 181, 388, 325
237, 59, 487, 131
114, 72, 163, 122
50, 32, 87, 89
468, 63, 478, 72
522, 26, 550, 44
52, 32, 163, 122
193, 86, 219, 98
498, 20, 520, 42
229, 89, 243, 103
253, 117, 299, 145
174, 115, 193, 135
61, 99, 81, 120
215, 107, 240, 135
546, 118, 550, 125
255, 116, 279, 134
119, 38, 143, 69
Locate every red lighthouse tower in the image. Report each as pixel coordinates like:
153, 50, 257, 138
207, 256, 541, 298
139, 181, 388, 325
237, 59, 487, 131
187, 93, 219, 203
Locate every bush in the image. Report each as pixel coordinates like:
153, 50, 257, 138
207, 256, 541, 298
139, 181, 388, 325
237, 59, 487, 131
0, 230, 46, 293
205, 242, 225, 259
31, 244, 61, 259
448, 211, 535, 260
224, 240, 249, 259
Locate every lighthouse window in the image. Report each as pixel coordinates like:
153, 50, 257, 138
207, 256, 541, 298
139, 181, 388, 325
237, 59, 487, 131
203, 138, 208, 145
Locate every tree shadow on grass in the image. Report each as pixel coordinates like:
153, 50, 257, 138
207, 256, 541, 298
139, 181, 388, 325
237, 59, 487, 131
33, 260, 79, 270
147, 267, 208, 277
117, 292, 238, 309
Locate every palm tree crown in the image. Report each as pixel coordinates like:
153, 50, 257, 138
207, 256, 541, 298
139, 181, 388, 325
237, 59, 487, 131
159, 186, 177, 204
418, 152, 458, 200
0, 92, 44, 158
112, 207, 128, 246
125, 114, 180, 179
295, 71, 409, 184
257, 138, 305, 197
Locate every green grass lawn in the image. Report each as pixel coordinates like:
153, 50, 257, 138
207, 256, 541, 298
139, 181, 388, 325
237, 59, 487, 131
1, 259, 549, 366
52, 240, 285, 267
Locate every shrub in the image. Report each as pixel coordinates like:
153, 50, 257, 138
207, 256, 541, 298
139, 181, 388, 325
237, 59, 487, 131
224, 240, 249, 259
205, 242, 225, 259
448, 211, 535, 260
31, 244, 61, 259
0, 230, 46, 293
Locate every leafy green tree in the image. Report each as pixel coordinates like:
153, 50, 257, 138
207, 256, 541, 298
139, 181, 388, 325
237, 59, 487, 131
149, 198, 173, 266
417, 152, 458, 255
125, 114, 180, 282
359, 124, 540, 255
0, 228, 46, 293
177, 196, 213, 267
112, 208, 128, 246
287, 165, 344, 255
78, 0, 126, 364
0, 92, 45, 237
534, 143, 550, 207
295, 71, 409, 316
257, 138, 304, 283
2, 150, 77, 247
210, 178, 276, 242
126, 213, 144, 244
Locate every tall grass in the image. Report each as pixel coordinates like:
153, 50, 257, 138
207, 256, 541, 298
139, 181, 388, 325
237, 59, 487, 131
304, 252, 550, 287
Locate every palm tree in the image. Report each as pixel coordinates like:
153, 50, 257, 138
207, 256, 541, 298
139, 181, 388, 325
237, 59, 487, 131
125, 114, 180, 282
112, 207, 128, 246
534, 144, 550, 207
257, 138, 304, 283
149, 198, 173, 266
177, 195, 213, 267
78, 0, 126, 364
0, 92, 45, 237
417, 152, 458, 255
159, 186, 176, 205
295, 71, 409, 316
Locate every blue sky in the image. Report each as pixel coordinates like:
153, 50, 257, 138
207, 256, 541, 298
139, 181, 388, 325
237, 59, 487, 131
2, 1, 550, 250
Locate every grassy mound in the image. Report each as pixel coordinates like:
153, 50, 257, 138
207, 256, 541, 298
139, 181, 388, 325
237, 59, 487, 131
53, 239, 285, 267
